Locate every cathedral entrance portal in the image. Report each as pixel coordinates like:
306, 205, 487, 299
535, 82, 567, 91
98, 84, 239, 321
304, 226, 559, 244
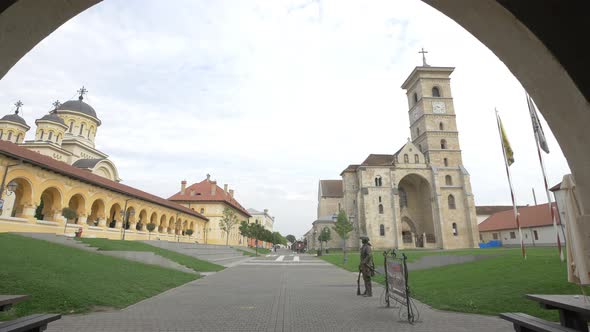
398, 174, 436, 249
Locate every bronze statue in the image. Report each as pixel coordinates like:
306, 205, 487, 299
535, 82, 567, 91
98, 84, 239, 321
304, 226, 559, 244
359, 236, 374, 297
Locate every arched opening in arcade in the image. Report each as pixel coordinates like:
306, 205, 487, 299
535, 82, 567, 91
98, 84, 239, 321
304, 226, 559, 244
36, 187, 62, 222
137, 209, 148, 231
107, 203, 122, 228
398, 174, 436, 248
88, 199, 105, 227
66, 194, 86, 224
7, 177, 33, 218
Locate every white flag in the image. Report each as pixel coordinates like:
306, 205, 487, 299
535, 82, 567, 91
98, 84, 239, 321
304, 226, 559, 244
527, 94, 550, 153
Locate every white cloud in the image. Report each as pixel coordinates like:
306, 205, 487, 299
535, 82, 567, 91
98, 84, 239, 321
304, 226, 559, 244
0, 0, 570, 237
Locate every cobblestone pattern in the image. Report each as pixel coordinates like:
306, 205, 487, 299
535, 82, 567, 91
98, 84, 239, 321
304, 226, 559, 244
47, 249, 511, 331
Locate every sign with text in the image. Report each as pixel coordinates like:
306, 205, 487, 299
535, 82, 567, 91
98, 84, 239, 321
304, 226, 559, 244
386, 260, 406, 298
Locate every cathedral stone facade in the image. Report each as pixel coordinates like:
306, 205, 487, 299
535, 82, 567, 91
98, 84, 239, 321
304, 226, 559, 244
310, 65, 479, 250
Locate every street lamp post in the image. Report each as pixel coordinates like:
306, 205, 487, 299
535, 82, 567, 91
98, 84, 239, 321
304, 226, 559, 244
0, 162, 21, 214
120, 198, 134, 240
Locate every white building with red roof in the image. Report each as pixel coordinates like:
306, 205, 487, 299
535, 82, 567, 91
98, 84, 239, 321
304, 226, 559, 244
478, 203, 564, 246
168, 174, 251, 246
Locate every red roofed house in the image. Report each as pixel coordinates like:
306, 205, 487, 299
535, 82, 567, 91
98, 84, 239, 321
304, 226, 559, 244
478, 203, 564, 246
168, 175, 251, 246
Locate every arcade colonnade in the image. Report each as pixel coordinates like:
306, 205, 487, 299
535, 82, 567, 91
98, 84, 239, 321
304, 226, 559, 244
0, 142, 208, 242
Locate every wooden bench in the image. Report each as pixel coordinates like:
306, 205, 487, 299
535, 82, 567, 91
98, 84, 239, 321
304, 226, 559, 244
0, 313, 61, 332
0, 296, 28, 312
501, 313, 579, 332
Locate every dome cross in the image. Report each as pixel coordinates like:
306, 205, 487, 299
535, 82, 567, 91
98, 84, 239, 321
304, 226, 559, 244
77, 86, 88, 100
14, 100, 23, 114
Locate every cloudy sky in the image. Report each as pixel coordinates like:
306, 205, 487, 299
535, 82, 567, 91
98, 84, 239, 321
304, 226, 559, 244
0, 0, 570, 238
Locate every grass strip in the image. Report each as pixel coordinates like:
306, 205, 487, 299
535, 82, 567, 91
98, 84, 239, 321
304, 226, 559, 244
320, 247, 590, 321
77, 238, 224, 272
0, 233, 197, 320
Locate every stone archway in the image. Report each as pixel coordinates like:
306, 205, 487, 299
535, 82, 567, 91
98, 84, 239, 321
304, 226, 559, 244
37, 187, 62, 222
137, 209, 147, 231
398, 174, 435, 248
1, 1, 589, 224
88, 198, 106, 226
6, 177, 33, 218
107, 203, 122, 228
66, 193, 86, 224
159, 214, 167, 233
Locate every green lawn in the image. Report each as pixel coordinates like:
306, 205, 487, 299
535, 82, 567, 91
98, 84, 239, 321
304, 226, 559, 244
320, 247, 589, 321
0, 233, 198, 320
76, 238, 224, 272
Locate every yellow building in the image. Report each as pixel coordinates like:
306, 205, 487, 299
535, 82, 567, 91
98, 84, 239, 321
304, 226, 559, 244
0, 92, 208, 242
168, 175, 251, 246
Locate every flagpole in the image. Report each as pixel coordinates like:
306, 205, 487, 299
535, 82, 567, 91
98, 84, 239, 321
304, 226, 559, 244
526, 94, 564, 261
495, 109, 526, 259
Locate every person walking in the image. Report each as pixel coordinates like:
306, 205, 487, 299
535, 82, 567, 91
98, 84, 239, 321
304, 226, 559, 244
359, 236, 374, 297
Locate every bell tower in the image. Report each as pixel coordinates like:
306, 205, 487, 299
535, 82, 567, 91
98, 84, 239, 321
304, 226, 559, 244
401, 64, 463, 168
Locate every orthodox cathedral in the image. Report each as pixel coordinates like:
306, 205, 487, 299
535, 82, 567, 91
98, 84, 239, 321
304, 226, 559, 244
309, 62, 479, 250
0, 88, 120, 182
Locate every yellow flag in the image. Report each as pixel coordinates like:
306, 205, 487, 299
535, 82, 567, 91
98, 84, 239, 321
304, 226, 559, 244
499, 116, 515, 166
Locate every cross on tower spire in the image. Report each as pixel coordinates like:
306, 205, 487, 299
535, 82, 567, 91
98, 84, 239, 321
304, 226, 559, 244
52, 100, 61, 109
14, 100, 23, 115
419, 48, 430, 67
77, 86, 88, 100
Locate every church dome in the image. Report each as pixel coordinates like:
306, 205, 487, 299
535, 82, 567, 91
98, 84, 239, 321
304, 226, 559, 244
57, 97, 98, 119
1, 112, 28, 126
37, 112, 65, 125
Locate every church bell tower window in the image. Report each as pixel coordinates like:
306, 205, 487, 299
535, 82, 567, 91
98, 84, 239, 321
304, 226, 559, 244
379, 224, 385, 236
445, 175, 452, 185
432, 86, 441, 97
448, 195, 456, 209
440, 139, 447, 149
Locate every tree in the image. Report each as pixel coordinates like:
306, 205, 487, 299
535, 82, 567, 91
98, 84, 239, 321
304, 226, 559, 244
239, 220, 250, 245
318, 227, 331, 254
219, 207, 239, 246
185, 229, 194, 238
248, 223, 266, 256
34, 199, 44, 220
334, 210, 353, 263
62, 207, 77, 222
146, 222, 156, 240
285, 234, 296, 244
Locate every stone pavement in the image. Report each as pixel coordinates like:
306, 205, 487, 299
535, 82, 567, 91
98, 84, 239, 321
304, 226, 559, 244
46, 249, 511, 332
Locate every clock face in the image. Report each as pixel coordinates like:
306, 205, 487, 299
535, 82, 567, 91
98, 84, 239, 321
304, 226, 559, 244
432, 101, 446, 114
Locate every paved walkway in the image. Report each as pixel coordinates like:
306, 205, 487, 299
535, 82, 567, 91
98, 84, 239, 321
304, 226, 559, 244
47, 249, 511, 331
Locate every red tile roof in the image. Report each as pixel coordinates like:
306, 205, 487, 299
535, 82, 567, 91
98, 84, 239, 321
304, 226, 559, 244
478, 203, 559, 232
0, 141, 208, 221
168, 179, 251, 217
476, 205, 521, 215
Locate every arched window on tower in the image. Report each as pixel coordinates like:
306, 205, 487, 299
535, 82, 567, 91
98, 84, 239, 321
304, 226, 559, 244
69, 121, 74, 133
432, 86, 441, 97
399, 188, 408, 208
39, 130, 44, 141
414, 154, 419, 163
441, 139, 447, 149
404, 154, 409, 163
448, 195, 456, 209
16, 133, 21, 143
452, 222, 458, 236
0, 130, 3, 140
379, 224, 385, 236
444, 158, 449, 167
56, 134, 61, 143
375, 176, 382, 187
79, 123, 84, 136
439, 122, 444, 130
48, 131, 53, 141
378, 204, 384, 214
445, 175, 453, 185
413, 92, 418, 105
7, 132, 12, 141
